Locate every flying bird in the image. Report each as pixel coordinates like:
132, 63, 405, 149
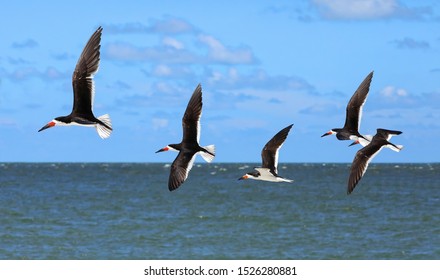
321, 71, 373, 142
239, 124, 294, 183
347, 128, 403, 194
38, 26, 112, 139
156, 84, 215, 191
349, 131, 404, 152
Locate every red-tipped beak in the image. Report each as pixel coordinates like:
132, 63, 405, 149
238, 175, 249, 180
349, 140, 359, 147
155, 146, 169, 153
321, 131, 332, 137
38, 121, 55, 132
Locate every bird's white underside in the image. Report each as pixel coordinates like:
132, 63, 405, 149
49, 113, 112, 139
252, 167, 293, 183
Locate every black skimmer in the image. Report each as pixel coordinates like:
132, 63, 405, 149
156, 84, 215, 191
38, 26, 112, 139
239, 124, 294, 183
347, 128, 403, 194
321, 71, 373, 142
349, 131, 404, 152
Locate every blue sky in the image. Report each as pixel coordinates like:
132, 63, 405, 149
0, 0, 439, 163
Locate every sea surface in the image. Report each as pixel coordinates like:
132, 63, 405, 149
0, 163, 439, 260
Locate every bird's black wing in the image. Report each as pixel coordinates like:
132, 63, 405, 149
344, 71, 373, 132
376, 128, 402, 140
182, 84, 203, 144
347, 134, 388, 194
261, 124, 293, 175
168, 151, 197, 191
71, 26, 102, 115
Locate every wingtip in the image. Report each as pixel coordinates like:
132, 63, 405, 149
391, 144, 404, 152
168, 180, 183, 191
194, 83, 202, 94
168, 185, 179, 192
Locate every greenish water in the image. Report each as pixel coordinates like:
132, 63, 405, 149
0, 163, 439, 259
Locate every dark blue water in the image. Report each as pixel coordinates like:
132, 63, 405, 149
0, 163, 439, 259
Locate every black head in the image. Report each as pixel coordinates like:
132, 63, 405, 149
38, 116, 72, 132
321, 128, 340, 137
54, 116, 71, 123
155, 143, 181, 153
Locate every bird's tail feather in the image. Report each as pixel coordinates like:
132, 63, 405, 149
388, 144, 403, 152
200, 145, 215, 163
96, 114, 112, 139
394, 144, 404, 152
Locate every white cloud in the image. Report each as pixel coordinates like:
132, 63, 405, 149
149, 18, 195, 34
152, 118, 169, 130
107, 80, 131, 91
206, 70, 223, 84
150, 64, 193, 79
104, 18, 195, 34
396, 88, 408, 97
104, 18, 256, 65
3, 66, 66, 81
105, 42, 197, 63
0, 118, 17, 127
162, 37, 185, 50
313, 0, 397, 19
105, 33, 256, 65
104, 22, 149, 34
380, 85, 395, 97
204, 67, 316, 93
299, 102, 341, 115
46, 67, 64, 79
380, 85, 408, 97
154, 82, 179, 95
198, 34, 255, 64
312, 0, 432, 20
153, 64, 173, 76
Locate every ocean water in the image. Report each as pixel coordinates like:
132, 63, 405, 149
0, 162, 438, 260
